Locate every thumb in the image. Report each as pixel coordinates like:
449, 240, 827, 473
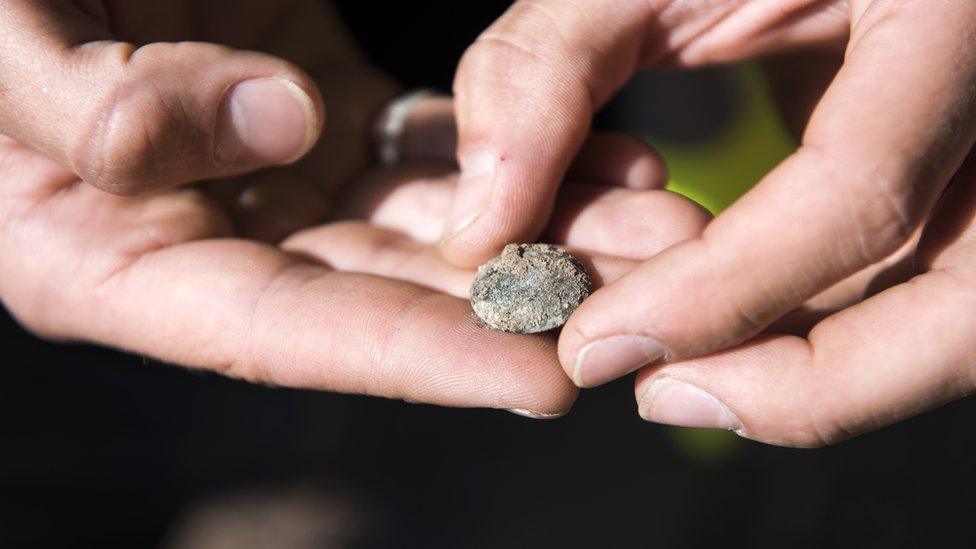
441, 0, 652, 266
0, 2, 324, 194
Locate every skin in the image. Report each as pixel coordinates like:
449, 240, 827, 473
449, 0, 976, 445
0, 1, 710, 416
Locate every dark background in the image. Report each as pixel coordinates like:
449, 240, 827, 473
3, 1, 975, 547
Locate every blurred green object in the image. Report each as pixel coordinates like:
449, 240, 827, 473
648, 63, 795, 462
668, 426, 746, 466
655, 63, 796, 215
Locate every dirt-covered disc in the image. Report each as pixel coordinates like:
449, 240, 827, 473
470, 243, 591, 333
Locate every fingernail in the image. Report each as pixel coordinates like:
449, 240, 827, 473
573, 334, 665, 387
638, 378, 742, 431
216, 78, 317, 166
440, 151, 495, 244
506, 408, 567, 419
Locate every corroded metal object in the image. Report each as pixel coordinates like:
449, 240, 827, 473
470, 244, 591, 333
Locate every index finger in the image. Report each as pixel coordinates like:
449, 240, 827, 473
562, 1, 976, 387
440, 0, 652, 266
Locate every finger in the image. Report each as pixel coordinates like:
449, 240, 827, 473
203, 169, 332, 243
440, 0, 853, 266
0, 1, 324, 194
567, 132, 668, 190
337, 167, 708, 256
35, 239, 577, 415
638, 172, 976, 450
561, 1, 976, 387
542, 186, 711, 260
333, 165, 457, 243
669, 0, 848, 66
633, 158, 976, 445
281, 221, 637, 298
769, 229, 920, 335
633, 222, 976, 447
283, 221, 474, 297
395, 98, 669, 191
381, 92, 668, 190
441, 0, 654, 266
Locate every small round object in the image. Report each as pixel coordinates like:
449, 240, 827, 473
470, 243, 591, 333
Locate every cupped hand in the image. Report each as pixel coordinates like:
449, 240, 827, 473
449, 0, 976, 445
0, 0, 711, 414
0, 127, 708, 415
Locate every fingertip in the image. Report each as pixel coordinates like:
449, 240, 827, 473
568, 132, 669, 189
215, 77, 324, 167
673, 193, 713, 237
571, 333, 666, 388
636, 376, 744, 432
545, 186, 713, 259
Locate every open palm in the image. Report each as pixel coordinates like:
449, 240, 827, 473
0, 128, 716, 414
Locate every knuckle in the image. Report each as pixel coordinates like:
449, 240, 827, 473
802, 144, 920, 264
850, 178, 917, 263
71, 95, 147, 194
465, 0, 563, 68
692, 238, 773, 345
371, 290, 440, 397
72, 46, 196, 194
217, 261, 301, 386
459, 32, 551, 86
458, 30, 595, 115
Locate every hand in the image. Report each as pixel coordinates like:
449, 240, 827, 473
0, 115, 708, 415
449, 0, 976, 445
0, 0, 710, 414
0, 0, 554, 412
